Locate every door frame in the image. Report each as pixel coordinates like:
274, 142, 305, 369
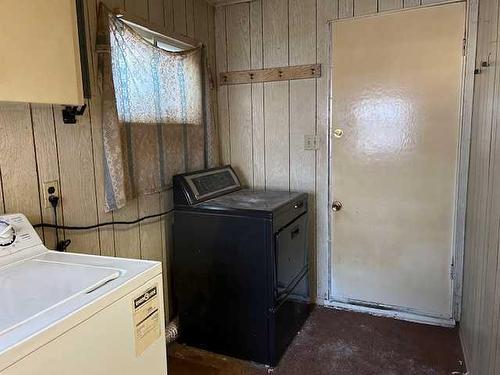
320, 0, 478, 325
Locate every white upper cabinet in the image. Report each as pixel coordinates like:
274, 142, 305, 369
0, 0, 85, 106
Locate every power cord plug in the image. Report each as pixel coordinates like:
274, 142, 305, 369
48, 194, 59, 208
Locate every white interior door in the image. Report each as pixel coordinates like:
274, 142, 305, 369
330, 3, 465, 320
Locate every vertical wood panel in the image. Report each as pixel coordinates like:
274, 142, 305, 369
207, 5, 218, 167
207, 5, 217, 74
124, 0, 149, 18
339, 0, 354, 18
186, 0, 195, 37
159, 189, 174, 316
226, 3, 253, 185
228, 87, 253, 185
263, 0, 289, 190
173, 0, 187, 34
354, 0, 377, 16
250, 0, 265, 189
379, 0, 403, 11
489, 55, 500, 367
263, 84, 289, 189
476, 4, 499, 364
164, 125, 186, 179
463, 52, 483, 368
0, 103, 42, 225
31, 104, 62, 250
464, 4, 486, 365
113, 202, 141, 259
149, 0, 166, 26
480, 60, 500, 372
460, 0, 500, 372
403, 0, 421, 7
452, 0, 478, 321
263, 0, 288, 68
138, 194, 163, 261
469, 0, 497, 367
54, 108, 100, 255
186, 0, 210, 172
421, 0, 448, 4
102, 0, 125, 11
164, 0, 175, 31
215, 7, 231, 164
462, 1, 487, 359
163, 210, 174, 319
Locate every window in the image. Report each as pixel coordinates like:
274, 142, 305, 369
122, 20, 185, 52
109, 15, 203, 125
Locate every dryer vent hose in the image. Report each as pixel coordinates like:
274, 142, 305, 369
165, 317, 179, 345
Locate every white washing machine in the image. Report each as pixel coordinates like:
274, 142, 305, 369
0, 214, 167, 375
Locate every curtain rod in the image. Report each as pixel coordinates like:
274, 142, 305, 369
114, 8, 202, 49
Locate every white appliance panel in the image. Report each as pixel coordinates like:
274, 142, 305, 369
2, 275, 166, 375
0, 260, 120, 335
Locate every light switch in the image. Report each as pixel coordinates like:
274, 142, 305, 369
304, 135, 318, 150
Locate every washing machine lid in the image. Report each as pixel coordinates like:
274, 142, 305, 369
0, 250, 162, 371
0, 258, 120, 336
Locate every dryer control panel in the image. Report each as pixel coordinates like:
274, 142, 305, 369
0, 214, 42, 257
173, 166, 241, 206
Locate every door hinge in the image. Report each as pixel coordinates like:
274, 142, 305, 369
450, 263, 455, 280
462, 38, 467, 57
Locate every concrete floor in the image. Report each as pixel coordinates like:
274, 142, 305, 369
168, 307, 466, 375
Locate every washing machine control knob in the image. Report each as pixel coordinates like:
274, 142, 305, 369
0, 221, 15, 247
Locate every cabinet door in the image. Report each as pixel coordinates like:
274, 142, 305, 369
0, 0, 84, 105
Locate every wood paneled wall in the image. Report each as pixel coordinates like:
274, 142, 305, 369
460, 0, 500, 372
0, 0, 216, 320
215, 0, 449, 301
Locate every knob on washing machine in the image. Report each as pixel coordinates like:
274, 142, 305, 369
0, 221, 15, 246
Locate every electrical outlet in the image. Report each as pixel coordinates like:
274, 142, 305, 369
43, 180, 60, 208
304, 135, 319, 150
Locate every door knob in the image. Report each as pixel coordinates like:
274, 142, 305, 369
334, 129, 343, 138
332, 201, 343, 211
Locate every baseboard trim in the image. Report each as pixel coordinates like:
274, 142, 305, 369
320, 299, 456, 327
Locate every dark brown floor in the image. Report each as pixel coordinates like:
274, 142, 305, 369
168, 307, 466, 375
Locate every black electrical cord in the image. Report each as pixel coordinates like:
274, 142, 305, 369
48, 195, 71, 252
48, 195, 60, 248
53, 202, 60, 245
33, 209, 174, 231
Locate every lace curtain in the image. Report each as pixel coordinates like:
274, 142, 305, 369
110, 16, 202, 125
97, 5, 219, 211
